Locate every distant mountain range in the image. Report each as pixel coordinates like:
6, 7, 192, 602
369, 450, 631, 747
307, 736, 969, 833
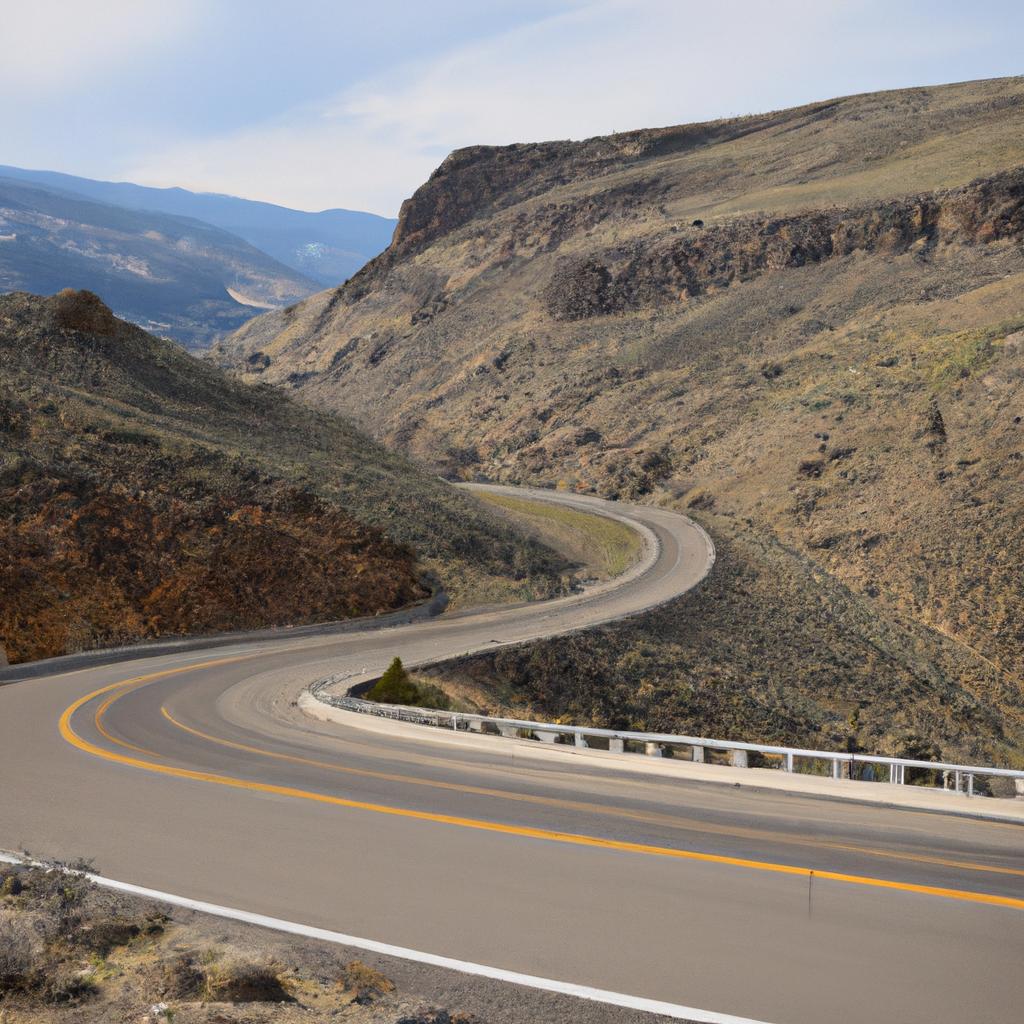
0, 165, 396, 286
0, 166, 396, 348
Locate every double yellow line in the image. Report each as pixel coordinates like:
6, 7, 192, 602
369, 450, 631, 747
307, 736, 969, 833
60, 661, 1024, 911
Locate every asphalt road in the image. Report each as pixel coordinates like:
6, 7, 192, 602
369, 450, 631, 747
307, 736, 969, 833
1, 486, 1022, 1024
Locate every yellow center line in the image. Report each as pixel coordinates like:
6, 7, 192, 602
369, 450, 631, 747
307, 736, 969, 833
158, 705, 1024, 881
95, 688, 165, 759
59, 668, 1024, 911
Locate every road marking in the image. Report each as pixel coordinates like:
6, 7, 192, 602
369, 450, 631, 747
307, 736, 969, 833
61, 672, 1024, 911
0, 852, 769, 1024
159, 705, 1024, 880
95, 688, 164, 759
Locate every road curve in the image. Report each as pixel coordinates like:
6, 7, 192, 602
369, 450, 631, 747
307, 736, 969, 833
1, 486, 1022, 1024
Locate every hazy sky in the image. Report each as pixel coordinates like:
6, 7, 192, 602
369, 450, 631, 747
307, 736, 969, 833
4, 0, 1022, 215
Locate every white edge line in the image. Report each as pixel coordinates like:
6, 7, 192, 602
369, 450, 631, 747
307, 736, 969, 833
0, 851, 770, 1024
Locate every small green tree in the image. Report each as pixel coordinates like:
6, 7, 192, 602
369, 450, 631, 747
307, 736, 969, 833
367, 657, 418, 705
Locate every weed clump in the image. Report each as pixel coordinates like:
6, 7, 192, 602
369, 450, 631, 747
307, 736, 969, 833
202, 957, 291, 1003
340, 960, 394, 1004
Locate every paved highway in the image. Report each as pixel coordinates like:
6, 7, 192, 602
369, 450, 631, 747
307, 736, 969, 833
1, 486, 1022, 1024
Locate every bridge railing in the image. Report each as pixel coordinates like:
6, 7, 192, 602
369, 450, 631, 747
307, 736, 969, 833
309, 675, 1024, 799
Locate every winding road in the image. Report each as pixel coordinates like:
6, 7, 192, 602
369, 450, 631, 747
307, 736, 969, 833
1, 486, 1022, 1024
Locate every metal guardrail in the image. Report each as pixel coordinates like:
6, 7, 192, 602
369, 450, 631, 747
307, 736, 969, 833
310, 675, 1024, 799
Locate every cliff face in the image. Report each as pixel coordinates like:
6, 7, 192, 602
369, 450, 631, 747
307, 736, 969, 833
0, 291, 564, 663
216, 77, 1024, 759
542, 169, 1024, 319
383, 104, 815, 260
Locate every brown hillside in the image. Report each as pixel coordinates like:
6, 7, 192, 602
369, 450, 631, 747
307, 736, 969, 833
218, 78, 1024, 764
0, 291, 566, 664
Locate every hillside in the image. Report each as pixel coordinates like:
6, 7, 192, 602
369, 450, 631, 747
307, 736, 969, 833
0, 291, 565, 664
0, 177, 321, 348
0, 165, 396, 286
218, 77, 1024, 765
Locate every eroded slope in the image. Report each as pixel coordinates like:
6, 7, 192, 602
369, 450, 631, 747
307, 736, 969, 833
0, 291, 565, 663
218, 77, 1024, 762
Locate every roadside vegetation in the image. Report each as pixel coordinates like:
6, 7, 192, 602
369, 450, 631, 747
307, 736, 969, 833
421, 514, 1024, 775
472, 491, 644, 579
366, 657, 452, 710
0, 859, 476, 1023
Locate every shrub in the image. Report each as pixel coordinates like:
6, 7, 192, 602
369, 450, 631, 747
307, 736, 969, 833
76, 916, 142, 955
1, 873, 23, 896
155, 951, 204, 999
341, 960, 394, 1004
38, 964, 96, 1004
367, 658, 452, 709
203, 958, 291, 1003
367, 657, 418, 705
0, 909, 39, 992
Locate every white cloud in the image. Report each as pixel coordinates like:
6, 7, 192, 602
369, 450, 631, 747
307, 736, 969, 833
2, 1, 201, 92
123, 0, 1005, 215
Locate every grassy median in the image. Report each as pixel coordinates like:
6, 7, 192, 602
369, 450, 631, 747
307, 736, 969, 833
471, 491, 644, 580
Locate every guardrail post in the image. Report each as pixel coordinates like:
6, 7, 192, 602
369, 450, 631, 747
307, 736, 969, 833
967, 773, 974, 797
574, 733, 589, 749
1015, 779, 1024, 800
730, 749, 748, 768
497, 724, 518, 739
609, 737, 625, 754
644, 742, 663, 758
784, 752, 794, 773
831, 759, 840, 780
691, 745, 705, 763
468, 720, 483, 732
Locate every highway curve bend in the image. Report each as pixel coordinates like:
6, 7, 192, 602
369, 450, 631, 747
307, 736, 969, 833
1, 484, 1023, 1024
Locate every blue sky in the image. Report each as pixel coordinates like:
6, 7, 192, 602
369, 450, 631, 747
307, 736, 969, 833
4, 1, 1022, 215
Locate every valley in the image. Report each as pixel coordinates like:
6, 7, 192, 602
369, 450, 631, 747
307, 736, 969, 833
216, 77, 1024, 766
3, 12, 1024, 1020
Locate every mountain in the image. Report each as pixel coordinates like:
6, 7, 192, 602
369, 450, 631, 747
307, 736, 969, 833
0, 290, 564, 664
0, 165, 397, 286
0, 176, 327, 348
217, 77, 1024, 767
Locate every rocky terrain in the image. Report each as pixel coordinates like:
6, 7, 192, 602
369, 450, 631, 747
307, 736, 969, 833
218, 77, 1024, 765
0, 861, 463, 1024
0, 291, 565, 664
0, 177, 321, 348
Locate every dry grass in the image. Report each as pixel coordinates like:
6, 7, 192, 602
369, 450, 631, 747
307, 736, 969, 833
0, 863, 474, 1023
473, 490, 644, 579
